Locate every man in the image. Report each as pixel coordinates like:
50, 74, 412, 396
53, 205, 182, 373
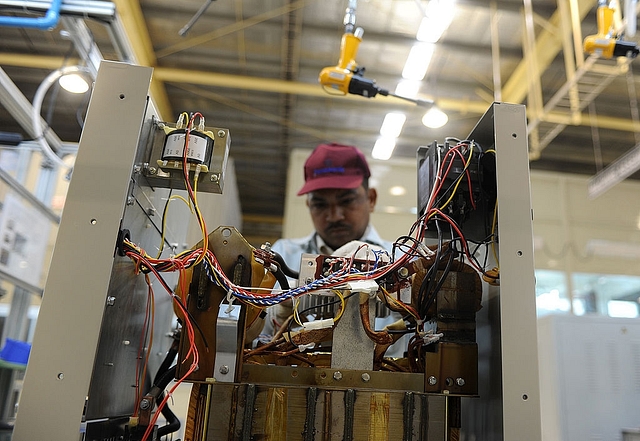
261, 143, 396, 342
271, 142, 393, 273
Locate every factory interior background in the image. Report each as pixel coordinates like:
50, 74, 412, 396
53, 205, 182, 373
0, 0, 640, 440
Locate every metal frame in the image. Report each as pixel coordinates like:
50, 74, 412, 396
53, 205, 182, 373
463, 102, 542, 441
13, 61, 153, 441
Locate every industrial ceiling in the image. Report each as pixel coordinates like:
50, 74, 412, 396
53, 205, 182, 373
0, 0, 639, 245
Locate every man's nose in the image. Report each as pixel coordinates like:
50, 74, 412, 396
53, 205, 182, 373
326, 203, 345, 221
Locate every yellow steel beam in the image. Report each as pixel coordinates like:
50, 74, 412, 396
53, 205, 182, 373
3, 51, 639, 133
502, 0, 593, 104
112, 0, 172, 120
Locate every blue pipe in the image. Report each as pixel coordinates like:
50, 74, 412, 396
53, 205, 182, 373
0, 0, 62, 30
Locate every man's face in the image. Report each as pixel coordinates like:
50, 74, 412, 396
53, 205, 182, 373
306, 185, 377, 250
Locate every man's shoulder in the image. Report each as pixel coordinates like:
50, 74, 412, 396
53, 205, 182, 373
271, 232, 316, 253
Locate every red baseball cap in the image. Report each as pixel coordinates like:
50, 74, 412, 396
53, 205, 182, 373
297, 143, 371, 196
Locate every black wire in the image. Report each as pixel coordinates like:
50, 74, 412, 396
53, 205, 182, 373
272, 251, 299, 279
418, 220, 444, 317
274, 267, 291, 290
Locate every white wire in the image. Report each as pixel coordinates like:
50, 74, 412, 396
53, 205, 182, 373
31, 65, 90, 170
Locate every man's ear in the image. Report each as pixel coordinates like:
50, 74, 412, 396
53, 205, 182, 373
367, 188, 377, 212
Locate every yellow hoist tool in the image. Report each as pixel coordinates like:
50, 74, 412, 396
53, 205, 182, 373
584, 0, 639, 58
318, 0, 432, 106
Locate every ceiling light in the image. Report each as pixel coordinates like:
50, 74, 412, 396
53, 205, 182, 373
395, 80, 421, 98
59, 73, 89, 94
389, 185, 406, 196
379, 112, 406, 138
372, 137, 396, 160
402, 43, 434, 81
422, 107, 448, 128
417, 0, 455, 43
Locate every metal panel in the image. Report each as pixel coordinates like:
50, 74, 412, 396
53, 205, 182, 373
463, 102, 542, 441
13, 61, 153, 441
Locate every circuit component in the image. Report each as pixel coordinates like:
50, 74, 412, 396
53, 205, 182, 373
417, 140, 495, 241
142, 113, 230, 194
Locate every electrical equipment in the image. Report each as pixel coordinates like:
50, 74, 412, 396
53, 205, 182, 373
143, 113, 230, 194
168, 104, 539, 441
15, 60, 541, 441
417, 140, 496, 244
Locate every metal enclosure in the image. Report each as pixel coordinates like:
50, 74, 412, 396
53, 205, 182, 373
13, 61, 191, 440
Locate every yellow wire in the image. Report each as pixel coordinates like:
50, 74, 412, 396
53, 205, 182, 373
333, 290, 346, 322
156, 194, 194, 258
192, 168, 209, 265
293, 297, 304, 327
178, 112, 189, 128
439, 144, 474, 210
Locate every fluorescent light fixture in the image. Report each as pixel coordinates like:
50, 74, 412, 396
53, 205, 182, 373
607, 300, 639, 318
389, 185, 407, 196
379, 112, 406, 138
59, 73, 89, 94
402, 43, 434, 81
422, 107, 448, 128
372, 137, 396, 160
417, 0, 455, 43
395, 80, 421, 98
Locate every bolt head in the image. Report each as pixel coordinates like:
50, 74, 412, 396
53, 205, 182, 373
139, 399, 151, 410
427, 375, 437, 386
456, 377, 465, 387
217, 130, 226, 137
333, 371, 343, 381
398, 267, 409, 278
210, 174, 219, 182
148, 167, 157, 175
219, 365, 230, 375
361, 373, 371, 382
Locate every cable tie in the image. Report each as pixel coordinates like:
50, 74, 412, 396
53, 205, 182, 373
225, 289, 235, 314
297, 342, 316, 352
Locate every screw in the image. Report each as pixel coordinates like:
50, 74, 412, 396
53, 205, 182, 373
147, 207, 156, 217
106, 296, 116, 306
456, 377, 465, 387
219, 365, 229, 375
148, 167, 157, 175
427, 376, 437, 386
57, 372, 64, 380
126, 196, 134, 206
361, 373, 371, 382
398, 267, 409, 278
217, 130, 226, 137
333, 371, 343, 381
133, 165, 141, 174
157, 122, 166, 129
139, 399, 152, 410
